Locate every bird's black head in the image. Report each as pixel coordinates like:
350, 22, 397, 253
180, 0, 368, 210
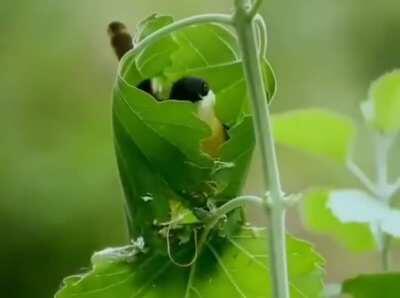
169, 77, 210, 103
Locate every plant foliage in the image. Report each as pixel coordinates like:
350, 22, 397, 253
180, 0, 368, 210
55, 14, 326, 298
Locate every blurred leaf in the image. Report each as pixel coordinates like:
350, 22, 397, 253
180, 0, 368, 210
361, 70, 400, 134
55, 227, 325, 298
328, 189, 400, 238
328, 189, 387, 223
342, 273, 400, 298
272, 109, 356, 164
302, 190, 376, 252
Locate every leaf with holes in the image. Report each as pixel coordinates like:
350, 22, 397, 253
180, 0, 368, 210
114, 14, 276, 248
55, 228, 325, 298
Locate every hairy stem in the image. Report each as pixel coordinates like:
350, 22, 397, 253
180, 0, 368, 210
375, 133, 394, 271
233, 1, 290, 297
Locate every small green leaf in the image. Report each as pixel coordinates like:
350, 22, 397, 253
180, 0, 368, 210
272, 108, 356, 164
55, 228, 325, 298
362, 70, 400, 134
342, 273, 400, 298
302, 190, 376, 252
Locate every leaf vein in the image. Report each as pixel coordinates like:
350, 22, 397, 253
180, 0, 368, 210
207, 243, 247, 298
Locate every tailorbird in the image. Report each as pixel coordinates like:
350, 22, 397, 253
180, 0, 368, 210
170, 77, 227, 157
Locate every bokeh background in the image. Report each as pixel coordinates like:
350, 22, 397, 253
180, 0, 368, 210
2, 0, 400, 297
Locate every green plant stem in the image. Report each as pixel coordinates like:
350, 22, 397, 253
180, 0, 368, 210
375, 133, 394, 271
382, 235, 391, 272
233, 1, 290, 297
185, 195, 264, 298
119, 14, 233, 77
347, 160, 378, 196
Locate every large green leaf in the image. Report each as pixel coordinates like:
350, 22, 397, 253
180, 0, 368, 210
272, 109, 356, 164
302, 190, 376, 252
114, 15, 278, 245
342, 273, 400, 298
361, 70, 400, 134
55, 228, 325, 298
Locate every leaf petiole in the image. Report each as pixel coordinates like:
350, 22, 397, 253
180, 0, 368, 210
347, 160, 378, 197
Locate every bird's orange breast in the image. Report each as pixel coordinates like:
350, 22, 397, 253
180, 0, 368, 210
201, 116, 225, 158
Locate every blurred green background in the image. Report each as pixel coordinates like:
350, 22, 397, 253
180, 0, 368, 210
1, 0, 400, 297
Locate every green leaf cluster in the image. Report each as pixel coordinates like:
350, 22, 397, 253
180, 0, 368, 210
272, 108, 356, 164
272, 71, 400, 253
54, 13, 329, 298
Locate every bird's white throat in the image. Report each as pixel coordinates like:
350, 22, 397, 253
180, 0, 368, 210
197, 90, 216, 125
